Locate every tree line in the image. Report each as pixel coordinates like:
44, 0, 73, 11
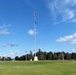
15, 49, 76, 61
0, 48, 76, 61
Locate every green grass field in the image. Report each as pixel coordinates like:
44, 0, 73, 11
0, 60, 76, 75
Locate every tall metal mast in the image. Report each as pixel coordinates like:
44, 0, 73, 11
34, 11, 36, 56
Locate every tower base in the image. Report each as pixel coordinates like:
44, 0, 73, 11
34, 56, 38, 61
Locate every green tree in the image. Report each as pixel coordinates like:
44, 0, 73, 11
46, 52, 53, 60
15, 56, 19, 60
57, 52, 62, 60
19, 55, 25, 60
1, 57, 6, 61
43, 52, 47, 60
53, 52, 57, 60
66, 53, 71, 60
6, 57, 12, 61
71, 53, 76, 60
62, 51, 64, 60
29, 50, 33, 60
36, 49, 44, 60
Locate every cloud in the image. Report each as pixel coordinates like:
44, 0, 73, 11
9, 50, 20, 55
56, 33, 76, 44
9, 42, 15, 47
28, 29, 38, 36
2, 44, 7, 47
28, 29, 34, 35
9, 42, 18, 47
2, 42, 18, 47
0, 23, 10, 34
9, 52, 15, 55
71, 39, 76, 44
62, 10, 74, 21
71, 49, 75, 52
47, 0, 76, 24
2, 54, 8, 57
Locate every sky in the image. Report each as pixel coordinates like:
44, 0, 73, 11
0, 0, 76, 58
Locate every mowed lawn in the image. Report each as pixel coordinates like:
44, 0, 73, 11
0, 60, 76, 75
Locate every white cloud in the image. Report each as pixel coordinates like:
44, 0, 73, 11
8, 42, 18, 47
56, 33, 76, 43
28, 29, 38, 36
2, 42, 18, 47
2, 44, 7, 47
65, 0, 70, 4
9, 50, 20, 55
14, 51, 20, 53
63, 10, 74, 21
2, 54, 8, 57
0, 30, 10, 34
0, 24, 10, 34
28, 29, 34, 35
9, 42, 15, 47
47, 0, 76, 24
71, 39, 76, 44
71, 49, 75, 52
9, 52, 15, 55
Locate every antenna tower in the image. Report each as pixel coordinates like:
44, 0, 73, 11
34, 11, 38, 61
34, 11, 36, 56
